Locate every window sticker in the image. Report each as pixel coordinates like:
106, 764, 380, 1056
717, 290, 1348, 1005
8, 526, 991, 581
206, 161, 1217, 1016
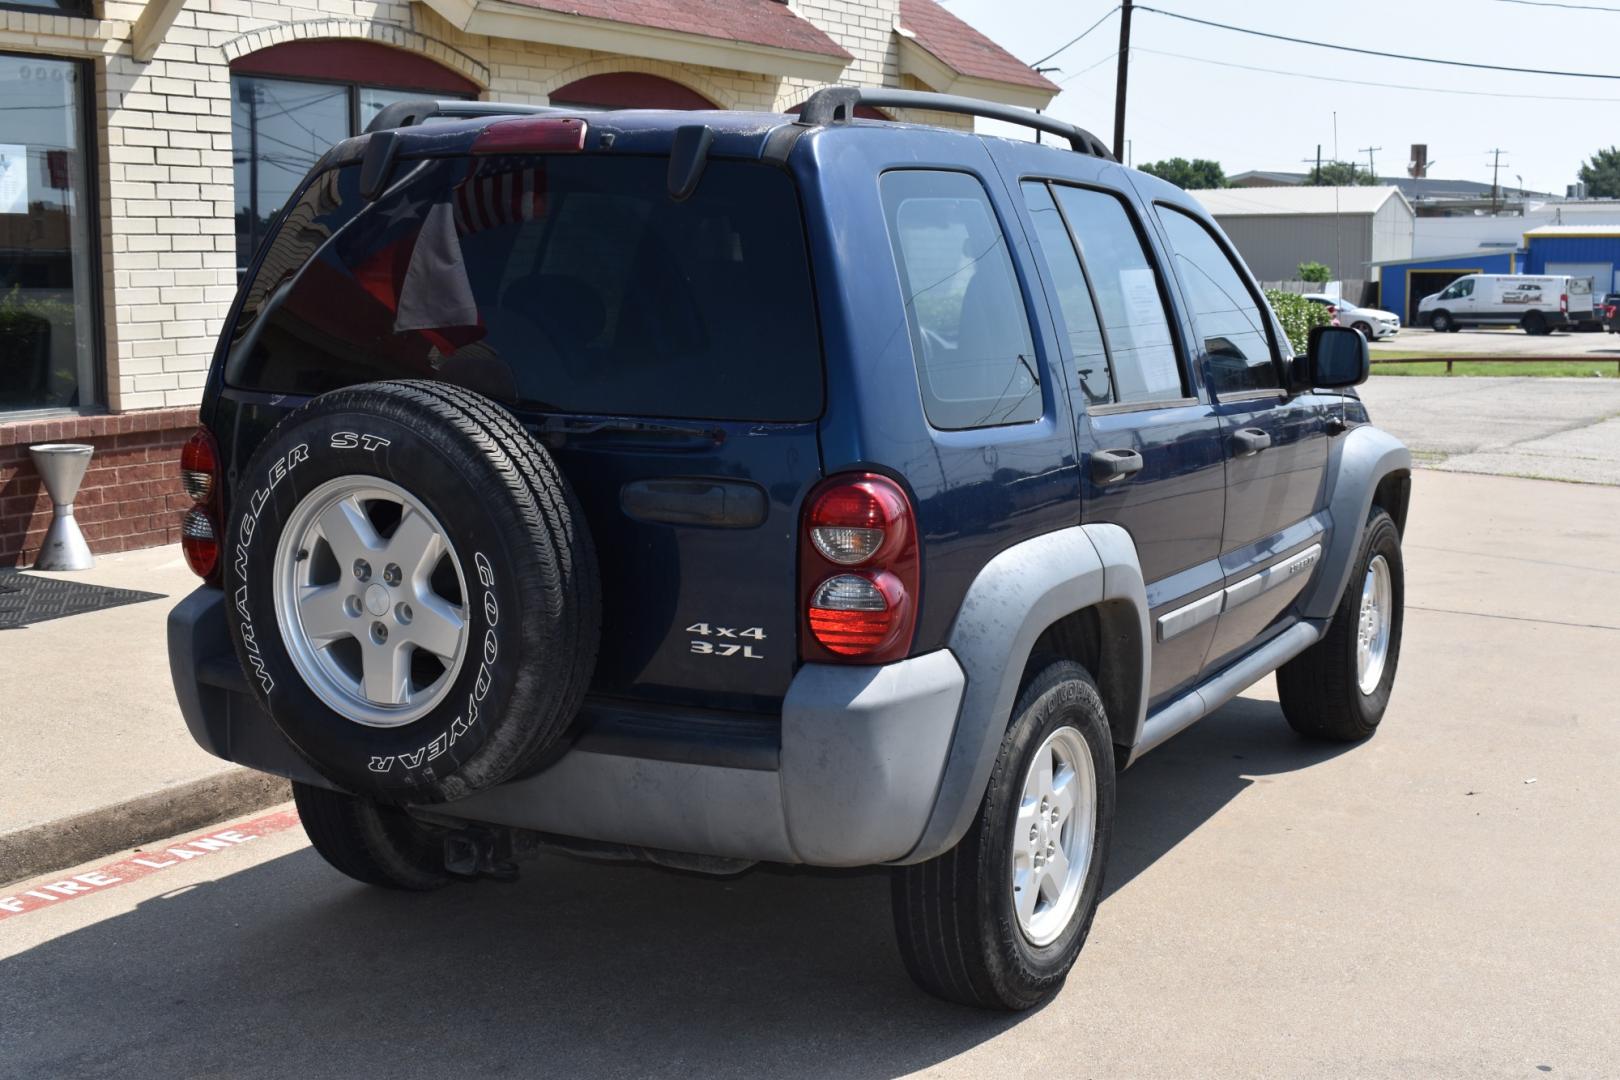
0, 145, 28, 215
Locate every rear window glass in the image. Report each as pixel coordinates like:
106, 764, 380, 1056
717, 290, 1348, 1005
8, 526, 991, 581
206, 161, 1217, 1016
225, 155, 824, 422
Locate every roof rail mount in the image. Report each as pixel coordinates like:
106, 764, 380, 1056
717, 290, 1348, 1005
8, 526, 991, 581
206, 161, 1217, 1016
796, 87, 1115, 160
365, 97, 567, 135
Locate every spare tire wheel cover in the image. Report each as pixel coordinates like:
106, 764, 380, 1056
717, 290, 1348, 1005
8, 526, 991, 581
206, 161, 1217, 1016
225, 381, 598, 803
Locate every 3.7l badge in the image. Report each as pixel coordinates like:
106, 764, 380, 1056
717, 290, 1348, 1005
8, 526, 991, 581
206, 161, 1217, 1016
687, 623, 765, 660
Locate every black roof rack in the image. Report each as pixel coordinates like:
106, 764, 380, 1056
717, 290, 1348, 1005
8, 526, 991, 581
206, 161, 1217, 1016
364, 98, 568, 134
797, 86, 1115, 160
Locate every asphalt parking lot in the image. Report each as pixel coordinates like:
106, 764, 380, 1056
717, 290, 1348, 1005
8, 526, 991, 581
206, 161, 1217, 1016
1372, 325, 1620, 358
1358, 374, 1620, 484
4, 466, 1617, 1078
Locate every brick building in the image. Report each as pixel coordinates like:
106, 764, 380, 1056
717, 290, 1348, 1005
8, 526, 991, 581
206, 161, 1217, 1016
0, 0, 1055, 566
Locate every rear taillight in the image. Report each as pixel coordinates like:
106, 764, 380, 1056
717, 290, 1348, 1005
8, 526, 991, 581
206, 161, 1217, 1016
472, 117, 588, 154
800, 473, 919, 664
179, 428, 221, 582
1561, 293, 1569, 313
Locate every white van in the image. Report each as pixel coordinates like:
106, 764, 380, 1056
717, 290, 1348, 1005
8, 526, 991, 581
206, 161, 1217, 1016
1417, 274, 1595, 334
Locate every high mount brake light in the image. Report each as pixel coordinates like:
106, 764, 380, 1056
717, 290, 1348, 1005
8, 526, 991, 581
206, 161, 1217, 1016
472, 117, 588, 154
179, 428, 221, 583
800, 474, 919, 664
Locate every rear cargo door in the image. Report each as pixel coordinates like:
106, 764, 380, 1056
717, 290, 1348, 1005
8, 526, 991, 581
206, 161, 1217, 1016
225, 152, 825, 711
461, 154, 825, 711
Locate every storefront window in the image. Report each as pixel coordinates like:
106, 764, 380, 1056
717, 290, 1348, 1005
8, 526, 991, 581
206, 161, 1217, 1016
0, 53, 96, 414
232, 75, 472, 276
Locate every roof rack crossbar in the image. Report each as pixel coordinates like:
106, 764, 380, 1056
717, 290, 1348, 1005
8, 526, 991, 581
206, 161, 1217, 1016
365, 98, 568, 135
796, 87, 1115, 160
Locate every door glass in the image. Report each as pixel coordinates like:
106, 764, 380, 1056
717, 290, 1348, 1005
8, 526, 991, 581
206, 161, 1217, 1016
880, 170, 1040, 430
1020, 182, 1112, 405
231, 76, 349, 274
0, 54, 95, 413
1050, 185, 1183, 405
1157, 205, 1279, 395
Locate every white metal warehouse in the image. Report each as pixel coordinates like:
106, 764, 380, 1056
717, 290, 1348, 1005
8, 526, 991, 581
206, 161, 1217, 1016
1187, 186, 1416, 283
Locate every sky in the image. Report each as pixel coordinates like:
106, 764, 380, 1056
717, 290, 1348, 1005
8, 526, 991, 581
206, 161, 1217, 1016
944, 0, 1614, 194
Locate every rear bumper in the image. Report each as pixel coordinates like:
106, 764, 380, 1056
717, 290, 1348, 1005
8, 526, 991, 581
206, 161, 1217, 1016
169, 587, 967, 867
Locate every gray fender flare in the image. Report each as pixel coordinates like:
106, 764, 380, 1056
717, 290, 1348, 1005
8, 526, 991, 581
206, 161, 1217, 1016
901, 523, 1149, 863
1301, 423, 1412, 620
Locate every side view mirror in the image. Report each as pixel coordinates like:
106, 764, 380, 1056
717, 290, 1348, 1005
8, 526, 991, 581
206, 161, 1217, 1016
1301, 324, 1369, 389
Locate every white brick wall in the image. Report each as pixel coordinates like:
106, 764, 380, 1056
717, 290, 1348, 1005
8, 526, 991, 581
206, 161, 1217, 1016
0, 0, 970, 414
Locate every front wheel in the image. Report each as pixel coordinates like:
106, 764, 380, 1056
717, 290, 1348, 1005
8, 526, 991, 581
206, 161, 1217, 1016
891, 661, 1115, 1010
1352, 321, 1373, 339
1277, 510, 1404, 741
1429, 311, 1453, 333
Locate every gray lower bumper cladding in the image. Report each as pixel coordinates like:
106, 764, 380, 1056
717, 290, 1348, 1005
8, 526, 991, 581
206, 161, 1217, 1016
169, 587, 967, 867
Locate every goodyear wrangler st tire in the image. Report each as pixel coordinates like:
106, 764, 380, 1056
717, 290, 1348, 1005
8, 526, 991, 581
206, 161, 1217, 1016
225, 380, 600, 803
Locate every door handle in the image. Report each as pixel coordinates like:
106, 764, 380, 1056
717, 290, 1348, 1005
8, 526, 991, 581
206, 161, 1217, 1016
1091, 448, 1144, 485
1232, 428, 1271, 456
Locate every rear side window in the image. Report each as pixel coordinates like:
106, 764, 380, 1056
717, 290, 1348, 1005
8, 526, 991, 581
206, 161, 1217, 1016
1050, 185, 1185, 405
1021, 182, 1112, 405
880, 170, 1041, 430
226, 156, 823, 422
1157, 206, 1279, 395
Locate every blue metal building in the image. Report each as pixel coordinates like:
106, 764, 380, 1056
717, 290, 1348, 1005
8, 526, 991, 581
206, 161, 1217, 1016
1520, 225, 1620, 296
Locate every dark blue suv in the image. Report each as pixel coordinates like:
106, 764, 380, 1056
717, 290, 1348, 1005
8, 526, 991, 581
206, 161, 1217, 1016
169, 88, 1411, 1010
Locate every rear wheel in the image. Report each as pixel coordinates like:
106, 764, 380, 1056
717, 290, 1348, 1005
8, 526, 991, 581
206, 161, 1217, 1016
1522, 311, 1549, 335
891, 661, 1115, 1010
1277, 510, 1404, 741
293, 781, 453, 890
1429, 311, 1453, 333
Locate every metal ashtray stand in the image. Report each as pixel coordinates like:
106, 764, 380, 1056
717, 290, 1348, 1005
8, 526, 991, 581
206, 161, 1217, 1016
28, 442, 96, 571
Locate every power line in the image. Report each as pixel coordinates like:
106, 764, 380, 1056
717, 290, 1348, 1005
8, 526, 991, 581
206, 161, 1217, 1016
1134, 4, 1620, 80
1058, 50, 1121, 84
1491, 0, 1620, 11
1132, 45, 1620, 101
1030, 6, 1119, 67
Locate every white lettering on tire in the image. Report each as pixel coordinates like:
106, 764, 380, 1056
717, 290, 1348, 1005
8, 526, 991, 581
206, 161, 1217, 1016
367, 550, 499, 777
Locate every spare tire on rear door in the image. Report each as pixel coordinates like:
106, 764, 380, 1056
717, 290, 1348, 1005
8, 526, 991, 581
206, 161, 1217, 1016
224, 380, 600, 803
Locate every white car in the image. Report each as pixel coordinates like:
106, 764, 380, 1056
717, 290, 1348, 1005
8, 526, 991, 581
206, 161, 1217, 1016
1303, 294, 1400, 339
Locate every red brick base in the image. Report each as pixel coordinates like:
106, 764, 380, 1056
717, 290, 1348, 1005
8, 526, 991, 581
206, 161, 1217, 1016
0, 407, 199, 568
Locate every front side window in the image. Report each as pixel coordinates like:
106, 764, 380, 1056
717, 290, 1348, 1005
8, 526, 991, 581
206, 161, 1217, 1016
1051, 185, 1184, 406
1157, 205, 1279, 396
0, 53, 95, 414
880, 170, 1040, 430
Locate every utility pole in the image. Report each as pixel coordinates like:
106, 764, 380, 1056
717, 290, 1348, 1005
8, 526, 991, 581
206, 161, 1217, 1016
1302, 146, 1323, 185
1031, 66, 1061, 144
1113, 0, 1133, 160
1359, 145, 1382, 181
1488, 148, 1508, 213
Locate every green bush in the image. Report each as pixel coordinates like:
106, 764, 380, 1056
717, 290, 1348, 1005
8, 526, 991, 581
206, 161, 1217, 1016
1264, 289, 1332, 354
1296, 261, 1332, 284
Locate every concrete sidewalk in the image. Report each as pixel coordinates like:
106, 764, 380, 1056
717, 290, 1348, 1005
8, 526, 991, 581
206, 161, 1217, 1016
0, 545, 286, 885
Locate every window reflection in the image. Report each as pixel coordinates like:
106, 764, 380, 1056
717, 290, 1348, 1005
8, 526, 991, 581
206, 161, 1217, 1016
0, 53, 93, 413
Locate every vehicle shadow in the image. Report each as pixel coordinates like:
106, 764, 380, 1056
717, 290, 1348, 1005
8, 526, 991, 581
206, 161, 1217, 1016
3, 694, 1356, 1079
